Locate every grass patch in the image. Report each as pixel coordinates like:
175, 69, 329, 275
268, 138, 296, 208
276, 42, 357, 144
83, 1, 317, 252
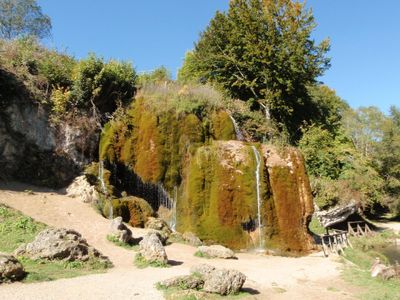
106, 234, 139, 250
341, 231, 400, 300
19, 256, 111, 283
156, 286, 253, 300
194, 250, 212, 259
134, 253, 169, 269
0, 204, 47, 253
0, 204, 112, 283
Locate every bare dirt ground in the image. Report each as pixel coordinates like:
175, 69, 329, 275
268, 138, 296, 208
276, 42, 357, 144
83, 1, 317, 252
0, 181, 358, 300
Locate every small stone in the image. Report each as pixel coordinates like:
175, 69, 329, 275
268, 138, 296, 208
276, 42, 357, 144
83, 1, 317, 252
197, 245, 236, 259
182, 232, 203, 246
0, 254, 25, 283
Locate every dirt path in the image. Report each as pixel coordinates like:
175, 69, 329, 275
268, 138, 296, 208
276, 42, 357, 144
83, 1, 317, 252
0, 182, 357, 300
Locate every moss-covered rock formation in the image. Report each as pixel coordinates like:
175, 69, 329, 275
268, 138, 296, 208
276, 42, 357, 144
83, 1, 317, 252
99, 85, 314, 252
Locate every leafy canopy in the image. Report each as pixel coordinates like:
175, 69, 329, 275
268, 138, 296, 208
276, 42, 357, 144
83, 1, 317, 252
183, 0, 330, 140
0, 0, 51, 39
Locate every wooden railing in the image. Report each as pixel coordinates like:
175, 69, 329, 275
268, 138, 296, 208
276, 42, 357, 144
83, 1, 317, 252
321, 229, 352, 257
347, 221, 373, 237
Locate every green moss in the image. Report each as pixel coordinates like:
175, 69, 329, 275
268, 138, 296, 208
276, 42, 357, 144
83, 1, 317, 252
178, 141, 260, 249
211, 110, 236, 140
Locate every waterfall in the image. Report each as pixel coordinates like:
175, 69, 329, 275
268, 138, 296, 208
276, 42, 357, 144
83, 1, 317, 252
229, 115, 244, 141
251, 146, 263, 249
98, 161, 113, 220
169, 186, 178, 232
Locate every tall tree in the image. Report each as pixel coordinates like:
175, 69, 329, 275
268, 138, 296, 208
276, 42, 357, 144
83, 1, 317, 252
185, 0, 330, 140
0, 0, 51, 40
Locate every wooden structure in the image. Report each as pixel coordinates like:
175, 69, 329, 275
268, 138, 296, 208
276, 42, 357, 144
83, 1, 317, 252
347, 221, 373, 237
321, 229, 352, 257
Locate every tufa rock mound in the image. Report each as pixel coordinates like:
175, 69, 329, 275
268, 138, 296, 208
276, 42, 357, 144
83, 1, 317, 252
0, 254, 25, 283
110, 217, 133, 244
15, 228, 110, 264
139, 233, 168, 264
66, 175, 99, 203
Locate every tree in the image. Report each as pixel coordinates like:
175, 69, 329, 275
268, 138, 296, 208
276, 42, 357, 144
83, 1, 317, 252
0, 0, 51, 40
184, 0, 330, 141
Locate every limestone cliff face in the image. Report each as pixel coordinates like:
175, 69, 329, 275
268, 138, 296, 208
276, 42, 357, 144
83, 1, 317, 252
0, 70, 98, 187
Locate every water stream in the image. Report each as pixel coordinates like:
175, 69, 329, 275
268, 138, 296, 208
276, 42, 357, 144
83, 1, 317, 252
229, 115, 244, 141
251, 146, 263, 249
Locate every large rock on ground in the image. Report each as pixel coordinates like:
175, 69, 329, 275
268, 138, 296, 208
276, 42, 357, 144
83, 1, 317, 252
182, 232, 203, 246
197, 245, 236, 259
0, 254, 25, 283
66, 175, 99, 203
139, 233, 168, 264
203, 268, 246, 295
110, 217, 133, 244
15, 228, 110, 263
145, 217, 172, 237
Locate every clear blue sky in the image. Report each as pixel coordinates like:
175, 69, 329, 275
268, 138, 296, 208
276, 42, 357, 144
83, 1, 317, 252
38, 0, 400, 112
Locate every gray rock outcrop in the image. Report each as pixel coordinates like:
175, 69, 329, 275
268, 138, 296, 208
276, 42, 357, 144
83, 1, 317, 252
203, 268, 246, 295
110, 217, 133, 244
197, 245, 236, 259
139, 233, 168, 264
182, 232, 203, 246
0, 254, 25, 283
15, 228, 110, 264
316, 201, 359, 228
66, 175, 99, 203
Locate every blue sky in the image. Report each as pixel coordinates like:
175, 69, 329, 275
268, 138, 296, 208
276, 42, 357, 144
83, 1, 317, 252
38, 0, 400, 112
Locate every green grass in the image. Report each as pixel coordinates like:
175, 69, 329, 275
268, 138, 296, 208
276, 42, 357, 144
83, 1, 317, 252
134, 253, 169, 269
0, 204, 47, 253
20, 256, 111, 283
194, 250, 212, 259
156, 285, 253, 300
0, 204, 112, 283
106, 234, 139, 250
341, 232, 400, 300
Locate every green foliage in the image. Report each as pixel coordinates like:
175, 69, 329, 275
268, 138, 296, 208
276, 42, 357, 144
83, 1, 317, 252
194, 250, 211, 259
106, 234, 138, 250
177, 51, 203, 84
308, 216, 325, 235
189, 0, 330, 141
0, 0, 51, 40
137, 66, 172, 87
0, 204, 47, 253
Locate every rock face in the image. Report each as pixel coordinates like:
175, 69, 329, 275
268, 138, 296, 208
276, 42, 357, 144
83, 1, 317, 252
197, 245, 236, 259
110, 217, 133, 244
315, 201, 359, 228
99, 93, 315, 252
203, 268, 246, 295
139, 233, 168, 264
0, 254, 25, 283
15, 228, 110, 263
66, 175, 99, 203
0, 69, 98, 187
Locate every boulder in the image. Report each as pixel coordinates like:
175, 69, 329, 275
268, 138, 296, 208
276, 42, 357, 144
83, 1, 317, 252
182, 232, 203, 246
139, 233, 168, 264
145, 230, 168, 246
110, 217, 133, 244
0, 254, 25, 283
145, 217, 172, 237
203, 268, 246, 295
190, 264, 216, 277
197, 245, 236, 259
159, 275, 204, 290
66, 175, 99, 203
15, 228, 110, 264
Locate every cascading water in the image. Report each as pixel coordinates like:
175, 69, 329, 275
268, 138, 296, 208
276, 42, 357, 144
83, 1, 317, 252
98, 161, 113, 220
169, 186, 178, 232
229, 115, 244, 141
251, 145, 263, 249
